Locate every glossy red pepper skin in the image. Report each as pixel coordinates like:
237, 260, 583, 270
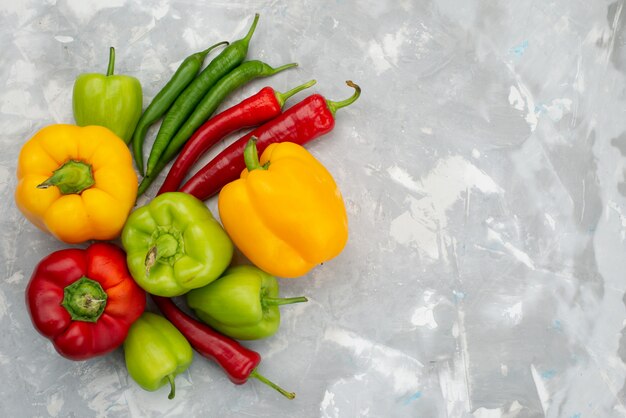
180, 94, 335, 200
26, 243, 146, 361
158, 87, 283, 195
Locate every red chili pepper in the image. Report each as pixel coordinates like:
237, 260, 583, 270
151, 295, 295, 399
26, 242, 146, 361
180, 81, 361, 200
158, 80, 316, 195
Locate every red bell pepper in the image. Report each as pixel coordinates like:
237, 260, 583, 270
25, 242, 146, 360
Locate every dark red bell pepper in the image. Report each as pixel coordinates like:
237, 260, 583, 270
180, 81, 360, 200
25, 242, 146, 361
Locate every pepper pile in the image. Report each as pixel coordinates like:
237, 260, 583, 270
14, 13, 360, 401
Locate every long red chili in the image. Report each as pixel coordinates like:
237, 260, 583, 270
151, 295, 295, 399
158, 80, 316, 194
180, 81, 361, 200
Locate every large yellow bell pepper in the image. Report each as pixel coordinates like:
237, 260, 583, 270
15, 124, 137, 244
218, 138, 348, 278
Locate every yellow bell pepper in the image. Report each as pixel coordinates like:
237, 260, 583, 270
218, 138, 348, 278
15, 124, 137, 244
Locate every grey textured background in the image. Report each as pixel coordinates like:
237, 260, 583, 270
1, 0, 626, 417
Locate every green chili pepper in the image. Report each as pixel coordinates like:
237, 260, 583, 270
132, 41, 229, 175
124, 312, 193, 399
186, 265, 308, 340
145, 14, 260, 178
121, 192, 234, 297
138, 60, 297, 195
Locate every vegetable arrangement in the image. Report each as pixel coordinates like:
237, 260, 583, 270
13, 13, 360, 401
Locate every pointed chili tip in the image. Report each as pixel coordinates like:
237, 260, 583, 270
242, 13, 260, 44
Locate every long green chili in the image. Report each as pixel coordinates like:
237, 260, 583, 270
145, 13, 260, 176
132, 41, 229, 175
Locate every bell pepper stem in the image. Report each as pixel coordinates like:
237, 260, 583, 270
167, 374, 176, 400
145, 233, 181, 276
107, 47, 115, 76
263, 296, 308, 306
243, 137, 267, 172
249, 369, 295, 399
37, 160, 95, 195
274, 80, 316, 108
326, 80, 361, 116
61, 277, 108, 322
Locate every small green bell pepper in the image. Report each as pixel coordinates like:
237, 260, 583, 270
73, 47, 143, 143
124, 312, 193, 399
121, 192, 233, 297
186, 265, 308, 340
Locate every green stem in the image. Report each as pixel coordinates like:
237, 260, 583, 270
249, 369, 295, 399
167, 374, 176, 400
264, 296, 308, 306
243, 137, 265, 171
61, 277, 108, 322
275, 80, 316, 108
270, 62, 298, 75
145, 233, 181, 275
37, 160, 95, 195
326, 80, 361, 116
106, 47, 115, 76
197, 41, 229, 59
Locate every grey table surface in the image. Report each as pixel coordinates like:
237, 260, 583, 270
1, 0, 626, 417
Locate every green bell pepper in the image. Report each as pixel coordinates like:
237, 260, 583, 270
124, 312, 193, 399
121, 192, 234, 297
186, 265, 308, 340
73, 47, 143, 143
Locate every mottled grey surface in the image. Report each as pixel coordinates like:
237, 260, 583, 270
1, 0, 626, 417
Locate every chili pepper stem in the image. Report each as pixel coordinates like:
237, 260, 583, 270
326, 80, 361, 116
167, 374, 176, 400
199, 41, 229, 58
275, 79, 316, 108
106, 47, 115, 76
263, 296, 308, 306
270, 62, 298, 75
249, 369, 295, 399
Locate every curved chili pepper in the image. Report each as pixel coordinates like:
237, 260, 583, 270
138, 60, 298, 195
158, 80, 316, 195
132, 41, 229, 175
151, 295, 295, 399
145, 14, 259, 178
180, 81, 361, 200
